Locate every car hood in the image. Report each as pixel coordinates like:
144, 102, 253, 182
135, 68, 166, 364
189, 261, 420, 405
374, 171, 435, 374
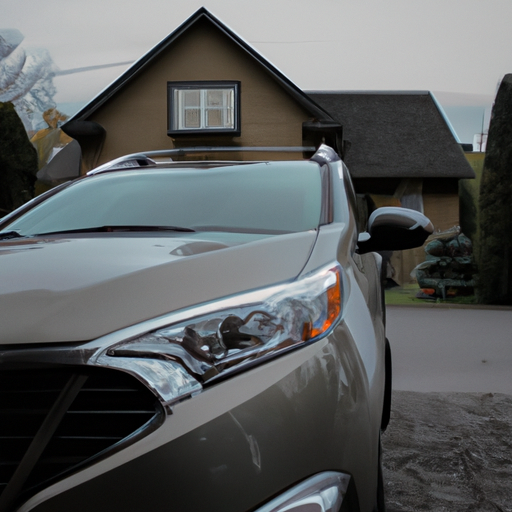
0, 231, 317, 344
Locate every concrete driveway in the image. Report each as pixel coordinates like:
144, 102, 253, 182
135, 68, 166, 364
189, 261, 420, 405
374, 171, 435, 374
383, 305, 512, 511
386, 305, 512, 394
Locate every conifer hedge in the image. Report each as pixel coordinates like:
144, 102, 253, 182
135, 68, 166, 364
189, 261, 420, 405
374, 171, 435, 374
0, 102, 38, 214
477, 74, 512, 304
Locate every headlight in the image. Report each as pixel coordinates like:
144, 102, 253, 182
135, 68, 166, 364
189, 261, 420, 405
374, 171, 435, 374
254, 471, 350, 512
93, 264, 344, 405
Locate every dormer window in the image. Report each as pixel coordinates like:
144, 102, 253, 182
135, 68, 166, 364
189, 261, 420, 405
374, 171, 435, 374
168, 81, 240, 136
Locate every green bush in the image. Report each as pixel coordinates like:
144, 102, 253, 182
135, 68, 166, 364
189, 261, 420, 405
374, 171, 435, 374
0, 102, 38, 214
477, 74, 512, 304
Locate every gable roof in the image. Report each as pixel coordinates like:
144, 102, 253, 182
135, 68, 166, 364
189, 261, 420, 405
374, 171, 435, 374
308, 91, 475, 179
66, 7, 335, 125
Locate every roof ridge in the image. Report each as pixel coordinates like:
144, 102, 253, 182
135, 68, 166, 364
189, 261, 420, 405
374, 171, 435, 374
64, 7, 336, 125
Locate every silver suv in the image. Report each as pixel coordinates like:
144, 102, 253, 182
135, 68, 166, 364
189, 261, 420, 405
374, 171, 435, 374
0, 145, 432, 512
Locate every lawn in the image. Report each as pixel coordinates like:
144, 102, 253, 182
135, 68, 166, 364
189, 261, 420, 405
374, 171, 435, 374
385, 283, 477, 306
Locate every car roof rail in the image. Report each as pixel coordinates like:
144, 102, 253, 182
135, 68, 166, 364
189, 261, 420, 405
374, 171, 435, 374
310, 144, 341, 165
88, 145, 324, 175
137, 146, 317, 159
87, 155, 158, 175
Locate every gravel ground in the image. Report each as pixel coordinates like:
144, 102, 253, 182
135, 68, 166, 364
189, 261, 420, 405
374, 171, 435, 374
382, 391, 512, 512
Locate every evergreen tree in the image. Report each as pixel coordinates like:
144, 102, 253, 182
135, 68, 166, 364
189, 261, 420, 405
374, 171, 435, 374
477, 74, 512, 304
0, 102, 38, 214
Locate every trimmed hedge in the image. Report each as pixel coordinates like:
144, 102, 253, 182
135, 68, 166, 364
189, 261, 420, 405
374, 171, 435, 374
477, 74, 512, 304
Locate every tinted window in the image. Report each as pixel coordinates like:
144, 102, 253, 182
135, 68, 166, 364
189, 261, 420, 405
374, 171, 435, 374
7, 162, 323, 235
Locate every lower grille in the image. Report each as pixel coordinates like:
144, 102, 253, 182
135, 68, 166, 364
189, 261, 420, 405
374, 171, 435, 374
0, 366, 164, 510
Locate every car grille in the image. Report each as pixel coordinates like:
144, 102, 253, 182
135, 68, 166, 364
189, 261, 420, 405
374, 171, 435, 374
0, 366, 164, 510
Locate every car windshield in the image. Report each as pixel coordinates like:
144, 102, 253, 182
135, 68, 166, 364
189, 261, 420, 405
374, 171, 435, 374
5, 161, 323, 236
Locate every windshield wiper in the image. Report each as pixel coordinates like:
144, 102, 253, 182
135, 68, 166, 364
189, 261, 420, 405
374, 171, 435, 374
34, 225, 196, 236
0, 231, 25, 240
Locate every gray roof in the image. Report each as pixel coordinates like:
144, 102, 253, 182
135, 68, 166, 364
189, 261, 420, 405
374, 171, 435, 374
308, 91, 475, 179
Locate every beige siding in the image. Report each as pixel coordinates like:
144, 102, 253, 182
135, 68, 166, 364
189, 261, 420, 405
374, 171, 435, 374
390, 193, 460, 286
85, 20, 311, 168
423, 193, 460, 233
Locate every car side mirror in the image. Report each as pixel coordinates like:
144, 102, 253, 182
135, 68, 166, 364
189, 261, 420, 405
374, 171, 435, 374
357, 207, 434, 254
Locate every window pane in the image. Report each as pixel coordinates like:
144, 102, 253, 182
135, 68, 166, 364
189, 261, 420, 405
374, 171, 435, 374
184, 109, 201, 128
206, 109, 222, 127
183, 90, 200, 107
225, 107, 233, 128
206, 89, 224, 107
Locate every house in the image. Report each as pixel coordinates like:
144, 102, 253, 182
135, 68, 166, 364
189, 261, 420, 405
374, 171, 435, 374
61, 7, 342, 172
309, 91, 473, 227
308, 91, 475, 284
59, 7, 474, 286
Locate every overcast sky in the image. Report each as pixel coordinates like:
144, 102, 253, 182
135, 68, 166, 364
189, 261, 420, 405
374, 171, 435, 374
3, 0, 512, 139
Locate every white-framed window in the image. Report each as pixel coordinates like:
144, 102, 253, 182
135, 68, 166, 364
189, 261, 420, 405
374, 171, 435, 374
168, 81, 240, 135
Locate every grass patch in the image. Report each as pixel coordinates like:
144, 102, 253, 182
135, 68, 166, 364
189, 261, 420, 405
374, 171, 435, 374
385, 284, 425, 305
385, 284, 476, 306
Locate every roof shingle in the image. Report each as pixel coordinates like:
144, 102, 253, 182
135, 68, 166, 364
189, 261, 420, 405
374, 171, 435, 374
308, 91, 475, 179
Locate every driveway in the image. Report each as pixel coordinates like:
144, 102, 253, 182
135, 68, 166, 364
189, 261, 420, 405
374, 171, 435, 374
382, 305, 512, 512
386, 305, 512, 394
